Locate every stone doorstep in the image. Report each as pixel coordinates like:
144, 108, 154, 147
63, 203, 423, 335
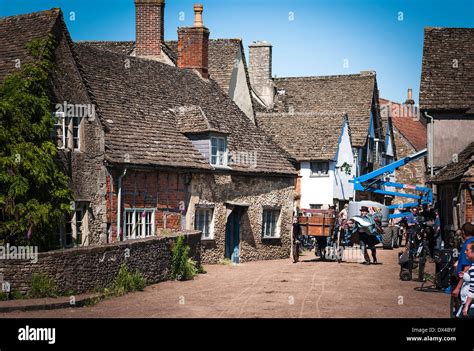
0, 293, 105, 313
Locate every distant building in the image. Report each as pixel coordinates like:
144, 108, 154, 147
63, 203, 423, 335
257, 113, 355, 210
420, 27, 474, 229
379, 93, 427, 206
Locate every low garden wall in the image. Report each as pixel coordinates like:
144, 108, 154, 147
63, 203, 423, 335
0, 231, 201, 295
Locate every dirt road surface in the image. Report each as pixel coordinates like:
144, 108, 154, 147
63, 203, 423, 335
0, 249, 450, 318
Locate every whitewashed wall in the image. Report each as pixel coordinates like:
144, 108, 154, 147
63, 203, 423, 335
333, 120, 355, 200
299, 162, 335, 208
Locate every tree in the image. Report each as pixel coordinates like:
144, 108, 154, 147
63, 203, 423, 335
0, 36, 72, 249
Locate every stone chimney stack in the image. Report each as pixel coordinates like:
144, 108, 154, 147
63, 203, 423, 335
249, 41, 274, 107
405, 88, 415, 105
135, 0, 165, 58
177, 4, 210, 79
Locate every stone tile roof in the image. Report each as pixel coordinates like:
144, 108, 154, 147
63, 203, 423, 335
0, 9, 60, 82
420, 27, 474, 113
379, 98, 427, 152
172, 105, 231, 135
255, 112, 349, 161
74, 44, 296, 175
271, 73, 377, 148
80, 39, 245, 96
430, 141, 474, 183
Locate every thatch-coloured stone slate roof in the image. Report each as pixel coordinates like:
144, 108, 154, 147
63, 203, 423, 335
256, 112, 349, 161
0, 9, 60, 82
80, 39, 246, 98
270, 73, 378, 148
430, 142, 474, 183
74, 44, 295, 174
420, 27, 474, 113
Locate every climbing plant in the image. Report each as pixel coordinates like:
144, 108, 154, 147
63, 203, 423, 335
0, 36, 72, 249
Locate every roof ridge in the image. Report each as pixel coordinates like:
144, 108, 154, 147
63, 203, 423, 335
274, 73, 374, 81
0, 8, 61, 22
425, 26, 474, 31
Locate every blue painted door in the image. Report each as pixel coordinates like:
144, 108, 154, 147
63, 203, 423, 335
225, 208, 241, 263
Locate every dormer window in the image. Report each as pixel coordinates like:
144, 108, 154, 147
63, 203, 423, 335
210, 136, 228, 167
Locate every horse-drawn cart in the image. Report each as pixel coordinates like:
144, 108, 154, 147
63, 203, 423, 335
292, 210, 337, 262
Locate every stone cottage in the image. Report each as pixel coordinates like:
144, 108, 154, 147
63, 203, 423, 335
0, 7, 297, 264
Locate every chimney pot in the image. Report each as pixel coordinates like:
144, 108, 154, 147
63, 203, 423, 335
194, 3, 204, 27
177, 4, 209, 79
405, 88, 415, 105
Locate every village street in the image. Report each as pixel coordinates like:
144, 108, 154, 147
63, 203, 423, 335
1, 249, 449, 318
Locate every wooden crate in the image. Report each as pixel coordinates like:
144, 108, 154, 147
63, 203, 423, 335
298, 214, 335, 237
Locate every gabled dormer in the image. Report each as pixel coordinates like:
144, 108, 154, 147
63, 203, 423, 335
172, 105, 231, 169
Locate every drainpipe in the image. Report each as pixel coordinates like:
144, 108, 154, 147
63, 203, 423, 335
424, 112, 434, 177
352, 151, 358, 200
116, 168, 128, 241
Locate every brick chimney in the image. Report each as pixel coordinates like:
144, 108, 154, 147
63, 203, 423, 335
177, 4, 210, 79
135, 0, 165, 58
405, 88, 415, 105
249, 41, 274, 107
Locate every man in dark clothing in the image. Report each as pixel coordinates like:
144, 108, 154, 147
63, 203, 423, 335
349, 206, 380, 265
406, 207, 419, 244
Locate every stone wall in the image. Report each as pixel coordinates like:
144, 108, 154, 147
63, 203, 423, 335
0, 231, 201, 295
187, 173, 294, 264
50, 17, 108, 245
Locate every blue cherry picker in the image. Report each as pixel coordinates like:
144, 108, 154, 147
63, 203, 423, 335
350, 148, 433, 220
349, 148, 434, 281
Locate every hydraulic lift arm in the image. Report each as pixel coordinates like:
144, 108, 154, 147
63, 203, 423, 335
349, 148, 433, 219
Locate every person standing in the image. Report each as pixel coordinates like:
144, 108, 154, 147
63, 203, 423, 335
406, 207, 419, 246
339, 203, 350, 246
452, 223, 474, 300
350, 206, 380, 265
457, 242, 474, 318
432, 208, 442, 252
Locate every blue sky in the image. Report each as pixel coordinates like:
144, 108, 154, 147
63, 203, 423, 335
1, 0, 473, 103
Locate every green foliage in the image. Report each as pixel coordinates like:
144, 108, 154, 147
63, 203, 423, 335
10, 290, 25, 300
170, 236, 198, 281
0, 36, 72, 249
340, 162, 352, 175
0, 290, 25, 301
219, 258, 232, 265
107, 264, 146, 297
28, 273, 57, 298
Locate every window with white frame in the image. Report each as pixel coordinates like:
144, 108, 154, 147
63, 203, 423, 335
194, 207, 214, 240
124, 209, 155, 240
56, 202, 88, 248
262, 208, 281, 239
310, 161, 329, 176
210, 136, 227, 166
75, 207, 85, 246
64, 214, 73, 247
52, 112, 82, 150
